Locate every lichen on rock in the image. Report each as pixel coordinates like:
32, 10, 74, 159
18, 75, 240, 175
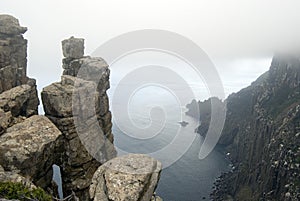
89, 154, 162, 201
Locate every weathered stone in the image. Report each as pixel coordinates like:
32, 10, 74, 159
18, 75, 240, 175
0, 109, 12, 136
0, 115, 62, 188
0, 15, 27, 35
151, 196, 163, 201
62, 36, 84, 59
0, 83, 39, 117
62, 56, 110, 95
89, 154, 162, 201
206, 54, 300, 200
42, 80, 74, 118
42, 74, 116, 199
0, 15, 28, 93
0, 165, 36, 190
0, 65, 27, 93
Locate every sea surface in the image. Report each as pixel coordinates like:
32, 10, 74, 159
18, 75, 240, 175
53, 84, 230, 201
110, 85, 230, 201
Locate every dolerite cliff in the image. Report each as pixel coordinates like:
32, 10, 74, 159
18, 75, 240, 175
0, 14, 59, 189
0, 15, 162, 201
41, 36, 117, 199
0, 15, 28, 93
188, 54, 300, 200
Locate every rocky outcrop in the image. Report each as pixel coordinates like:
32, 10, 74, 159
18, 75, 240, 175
0, 15, 28, 93
0, 81, 39, 136
0, 115, 62, 189
0, 15, 39, 136
89, 154, 162, 201
0, 16, 162, 201
42, 37, 116, 200
186, 97, 224, 137
0, 109, 12, 136
188, 54, 300, 200
0, 165, 36, 190
0, 80, 38, 118
62, 37, 84, 59
0, 14, 56, 196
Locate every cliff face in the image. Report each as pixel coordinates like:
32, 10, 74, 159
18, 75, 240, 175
0, 15, 39, 134
188, 54, 300, 200
41, 37, 117, 200
0, 15, 28, 93
0, 15, 59, 191
89, 154, 162, 201
0, 15, 162, 201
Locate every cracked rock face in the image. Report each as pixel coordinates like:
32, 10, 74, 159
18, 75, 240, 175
0, 109, 12, 136
89, 154, 162, 201
0, 115, 62, 188
42, 75, 116, 199
0, 81, 39, 118
62, 36, 84, 59
0, 15, 47, 195
0, 15, 27, 35
205, 54, 300, 201
0, 15, 29, 94
0, 165, 36, 190
42, 36, 116, 200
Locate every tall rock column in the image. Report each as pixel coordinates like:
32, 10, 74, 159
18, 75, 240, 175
0, 15, 39, 133
41, 37, 116, 200
0, 15, 39, 125
0, 15, 28, 93
0, 15, 59, 192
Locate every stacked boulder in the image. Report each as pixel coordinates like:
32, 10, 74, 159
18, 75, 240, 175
0, 14, 28, 93
0, 14, 61, 190
41, 37, 116, 200
0, 15, 163, 201
89, 154, 162, 201
0, 15, 39, 135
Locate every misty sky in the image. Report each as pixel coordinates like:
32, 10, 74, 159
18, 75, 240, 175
1, 0, 300, 101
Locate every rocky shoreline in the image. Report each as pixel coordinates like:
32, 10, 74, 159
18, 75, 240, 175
187, 54, 300, 201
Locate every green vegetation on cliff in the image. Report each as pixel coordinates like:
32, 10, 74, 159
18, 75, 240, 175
0, 182, 52, 201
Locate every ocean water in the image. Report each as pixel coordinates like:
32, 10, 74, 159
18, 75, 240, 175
110, 85, 230, 201
53, 84, 230, 201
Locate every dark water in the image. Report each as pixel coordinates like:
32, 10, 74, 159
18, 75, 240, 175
113, 116, 229, 201
155, 136, 229, 201
111, 86, 230, 201
52, 85, 229, 200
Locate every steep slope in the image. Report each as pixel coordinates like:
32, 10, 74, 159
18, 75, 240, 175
0, 15, 162, 201
188, 54, 300, 200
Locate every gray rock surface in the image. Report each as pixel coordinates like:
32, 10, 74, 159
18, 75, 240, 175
197, 54, 300, 201
0, 81, 39, 118
0, 19, 163, 201
0, 15, 45, 193
0, 109, 12, 136
0, 15, 27, 35
62, 36, 84, 59
0, 165, 36, 190
0, 15, 28, 93
89, 154, 162, 201
42, 37, 116, 200
0, 115, 62, 188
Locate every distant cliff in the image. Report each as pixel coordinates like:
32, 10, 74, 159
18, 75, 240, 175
187, 54, 300, 200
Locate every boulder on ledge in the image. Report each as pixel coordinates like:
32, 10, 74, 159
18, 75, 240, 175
89, 154, 162, 201
62, 36, 84, 59
0, 115, 62, 188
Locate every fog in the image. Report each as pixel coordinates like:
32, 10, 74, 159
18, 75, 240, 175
1, 0, 300, 99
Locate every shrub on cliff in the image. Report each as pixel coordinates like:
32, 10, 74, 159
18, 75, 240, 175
0, 182, 52, 201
